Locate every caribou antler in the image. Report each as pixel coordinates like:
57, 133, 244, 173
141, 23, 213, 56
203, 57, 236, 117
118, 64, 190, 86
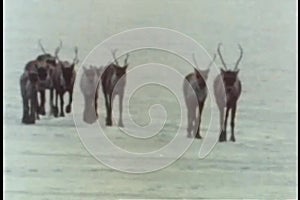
73, 46, 79, 64
124, 53, 129, 66
206, 53, 217, 69
217, 43, 228, 70
54, 40, 63, 59
234, 44, 243, 70
38, 39, 47, 54
111, 49, 119, 65
192, 53, 199, 68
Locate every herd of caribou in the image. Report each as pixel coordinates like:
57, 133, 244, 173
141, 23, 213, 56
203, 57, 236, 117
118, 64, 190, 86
20, 41, 243, 142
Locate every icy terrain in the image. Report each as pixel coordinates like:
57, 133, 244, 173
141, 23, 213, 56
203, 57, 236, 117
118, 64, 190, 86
4, 0, 297, 199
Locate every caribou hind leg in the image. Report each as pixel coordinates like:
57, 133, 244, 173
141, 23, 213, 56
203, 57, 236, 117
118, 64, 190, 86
21, 94, 31, 124
186, 106, 196, 138
65, 89, 73, 114
49, 88, 54, 115
195, 101, 204, 139
28, 85, 38, 123
94, 91, 98, 118
104, 94, 112, 126
230, 104, 237, 142
38, 90, 46, 115
59, 92, 65, 117
118, 93, 124, 127
53, 90, 59, 117
220, 107, 230, 142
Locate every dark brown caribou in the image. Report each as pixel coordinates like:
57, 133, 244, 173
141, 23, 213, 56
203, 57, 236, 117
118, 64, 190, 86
35, 40, 62, 115
20, 66, 39, 124
101, 50, 129, 127
52, 47, 78, 117
183, 53, 216, 139
214, 43, 243, 142
20, 40, 61, 124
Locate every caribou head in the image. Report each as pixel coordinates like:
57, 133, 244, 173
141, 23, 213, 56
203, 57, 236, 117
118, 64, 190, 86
217, 43, 243, 93
111, 49, 129, 78
192, 53, 216, 88
37, 39, 62, 66
61, 47, 78, 89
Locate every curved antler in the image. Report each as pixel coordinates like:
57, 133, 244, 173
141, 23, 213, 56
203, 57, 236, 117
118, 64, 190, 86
111, 49, 119, 65
124, 53, 129, 66
217, 43, 228, 70
234, 44, 243, 70
54, 40, 63, 59
206, 53, 217, 69
38, 39, 47, 54
73, 46, 79, 64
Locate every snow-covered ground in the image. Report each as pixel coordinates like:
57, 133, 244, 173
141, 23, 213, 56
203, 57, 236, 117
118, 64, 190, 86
4, 0, 297, 199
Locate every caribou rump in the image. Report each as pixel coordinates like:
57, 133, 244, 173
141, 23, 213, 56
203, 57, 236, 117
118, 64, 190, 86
101, 50, 129, 127
214, 43, 243, 142
183, 53, 216, 139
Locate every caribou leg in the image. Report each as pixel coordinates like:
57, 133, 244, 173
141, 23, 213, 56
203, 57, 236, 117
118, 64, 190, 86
186, 105, 195, 138
104, 93, 112, 126
230, 104, 237, 142
59, 92, 65, 117
49, 88, 54, 115
29, 85, 38, 123
38, 90, 46, 115
218, 107, 225, 142
118, 93, 124, 127
94, 91, 98, 117
195, 101, 204, 139
53, 90, 59, 117
65, 89, 73, 114
21, 94, 30, 124
220, 107, 230, 142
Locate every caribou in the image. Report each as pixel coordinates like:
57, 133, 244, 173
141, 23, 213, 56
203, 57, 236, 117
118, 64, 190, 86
52, 47, 79, 117
214, 43, 243, 142
35, 40, 62, 115
80, 65, 103, 124
183, 53, 216, 139
101, 50, 129, 127
20, 40, 61, 123
20, 67, 39, 124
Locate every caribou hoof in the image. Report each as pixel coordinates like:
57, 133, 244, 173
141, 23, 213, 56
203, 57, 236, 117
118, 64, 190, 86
66, 105, 71, 113
60, 112, 65, 117
219, 131, 227, 142
230, 136, 236, 142
38, 106, 46, 115
22, 116, 35, 124
118, 122, 124, 127
106, 120, 112, 126
195, 134, 202, 139
53, 106, 59, 117
187, 133, 193, 138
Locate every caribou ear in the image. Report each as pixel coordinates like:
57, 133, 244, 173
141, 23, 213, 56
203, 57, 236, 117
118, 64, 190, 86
202, 68, 210, 79
220, 68, 226, 74
235, 69, 240, 75
124, 65, 128, 70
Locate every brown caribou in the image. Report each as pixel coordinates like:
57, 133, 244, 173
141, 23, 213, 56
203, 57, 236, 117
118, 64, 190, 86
183, 53, 216, 139
35, 40, 62, 115
101, 50, 129, 127
52, 47, 78, 117
214, 43, 243, 142
20, 40, 61, 123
